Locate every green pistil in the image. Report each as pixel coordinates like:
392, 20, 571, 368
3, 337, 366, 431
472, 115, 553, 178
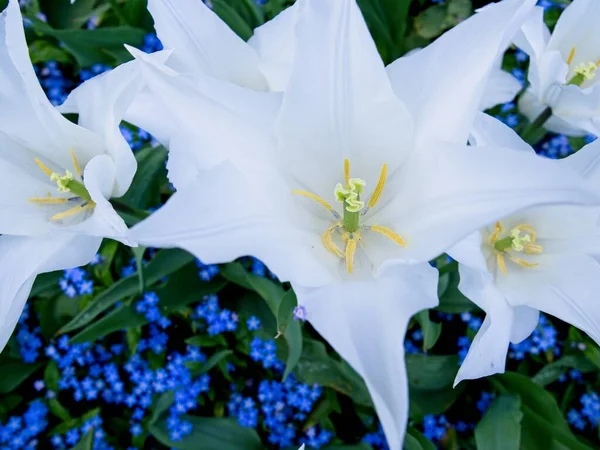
494, 236, 513, 252
50, 170, 91, 201
568, 62, 597, 86
334, 177, 366, 233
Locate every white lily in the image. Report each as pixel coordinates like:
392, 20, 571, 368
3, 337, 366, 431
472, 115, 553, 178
0, 0, 138, 350
451, 113, 600, 385
516, 1, 600, 136
481, 59, 522, 111
127, 0, 599, 447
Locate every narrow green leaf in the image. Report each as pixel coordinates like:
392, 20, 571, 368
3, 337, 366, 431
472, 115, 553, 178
150, 391, 175, 424
71, 430, 94, 450
404, 427, 437, 450
211, 0, 254, 41
475, 395, 522, 450
120, 146, 168, 209
58, 249, 194, 335
0, 361, 43, 394
149, 416, 263, 450
532, 355, 595, 386
188, 350, 234, 376
414, 310, 441, 351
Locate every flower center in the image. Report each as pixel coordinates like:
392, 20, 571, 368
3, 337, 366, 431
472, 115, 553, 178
489, 221, 543, 275
29, 150, 96, 222
292, 159, 406, 274
566, 47, 600, 86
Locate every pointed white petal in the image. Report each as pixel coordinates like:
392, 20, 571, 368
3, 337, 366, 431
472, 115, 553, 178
387, 0, 536, 145
470, 112, 533, 153
130, 162, 337, 287
147, 0, 266, 88
248, 1, 301, 90
59, 61, 140, 197
480, 69, 522, 111
0, 233, 100, 352
376, 142, 600, 263
513, 6, 549, 58
277, 0, 413, 198
294, 263, 439, 450
0, 0, 104, 170
500, 252, 600, 345
563, 138, 600, 189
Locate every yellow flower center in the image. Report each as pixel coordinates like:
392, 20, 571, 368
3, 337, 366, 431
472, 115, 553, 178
489, 221, 543, 275
29, 150, 96, 222
566, 47, 600, 86
292, 159, 406, 274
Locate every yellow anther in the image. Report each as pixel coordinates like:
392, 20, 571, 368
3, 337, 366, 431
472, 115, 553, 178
507, 254, 539, 269
523, 243, 543, 254
497, 253, 508, 276
489, 221, 502, 245
322, 224, 344, 258
344, 159, 350, 187
367, 164, 388, 209
70, 149, 83, 177
28, 197, 69, 204
50, 170, 74, 193
49, 202, 95, 221
567, 47, 576, 65
34, 157, 54, 178
345, 236, 358, 274
292, 190, 334, 212
370, 225, 407, 247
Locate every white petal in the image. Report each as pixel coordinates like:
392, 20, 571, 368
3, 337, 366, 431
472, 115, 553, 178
147, 0, 267, 89
0, 233, 100, 352
386, 0, 536, 146
551, 84, 600, 136
480, 69, 522, 111
294, 263, 439, 450
70, 155, 129, 242
447, 231, 490, 277
0, 0, 104, 171
469, 112, 533, 153
128, 46, 281, 188
563, 138, 600, 188
247, 1, 301, 91
59, 61, 140, 197
513, 6, 549, 58
376, 142, 600, 263
130, 162, 337, 287
276, 0, 413, 198
500, 252, 600, 345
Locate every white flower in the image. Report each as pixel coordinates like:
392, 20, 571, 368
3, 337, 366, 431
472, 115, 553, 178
481, 59, 523, 111
451, 113, 600, 385
516, 1, 600, 136
127, 0, 597, 447
0, 0, 138, 351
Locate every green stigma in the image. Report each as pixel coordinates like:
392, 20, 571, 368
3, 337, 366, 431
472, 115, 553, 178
493, 227, 531, 252
568, 62, 597, 86
334, 177, 366, 232
50, 170, 92, 202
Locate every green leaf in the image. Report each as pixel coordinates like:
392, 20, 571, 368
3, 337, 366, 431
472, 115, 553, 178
475, 395, 522, 450
491, 372, 593, 450
295, 339, 373, 407
406, 354, 461, 417
414, 311, 441, 351
30, 20, 145, 66
28, 40, 72, 64
71, 430, 94, 450
149, 416, 263, 450
58, 249, 194, 335
221, 263, 302, 378
30, 271, 61, 298
0, 361, 44, 394
120, 146, 168, 209
150, 391, 175, 424
404, 427, 437, 450
188, 350, 234, 376
39, 0, 96, 29
437, 271, 478, 313
211, 0, 254, 41
70, 273, 227, 343
532, 355, 595, 386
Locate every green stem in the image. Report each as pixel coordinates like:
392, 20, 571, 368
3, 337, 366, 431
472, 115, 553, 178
521, 106, 553, 145
438, 260, 458, 275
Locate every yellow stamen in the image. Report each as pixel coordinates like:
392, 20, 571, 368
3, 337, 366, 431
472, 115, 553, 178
489, 222, 502, 245
322, 224, 344, 258
28, 197, 69, 204
49, 202, 95, 221
70, 149, 83, 177
292, 190, 334, 212
567, 47, 576, 65
523, 243, 543, 254
367, 164, 388, 209
345, 237, 358, 274
34, 157, 53, 178
497, 253, 508, 275
507, 254, 539, 269
370, 225, 407, 247
344, 159, 350, 187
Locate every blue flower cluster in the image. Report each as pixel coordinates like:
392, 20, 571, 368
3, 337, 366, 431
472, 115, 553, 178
135, 292, 171, 329
0, 400, 47, 449
196, 258, 220, 281
422, 414, 448, 441
228, 376, 329, 448
50, 415, 112, 450
249, 337, 284, 371
363, 423, 389, 449
59, 267, 94, 298
194, 294, 239, 335
16, 304, 43, 363
568, 393, 600, 431
509, 314, 560, 360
